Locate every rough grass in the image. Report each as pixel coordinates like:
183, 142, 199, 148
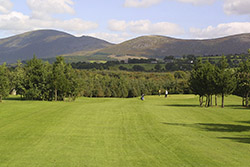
0, 95, 250, 167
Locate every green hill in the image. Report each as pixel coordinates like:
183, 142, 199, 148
2, 30, 250, 63
98, 34, 250, 60
0, 95, 250, 166
0, 30, 112, 63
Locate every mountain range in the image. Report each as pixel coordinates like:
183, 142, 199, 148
0, 29, 250, 63
0, 30, 112, 63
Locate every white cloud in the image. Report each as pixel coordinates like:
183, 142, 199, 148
176, 0, 216, 5
108, 20, 127, 31
224, 0, 250, 15
0, 11, 98, 36
190, 22, 250, 39
27, 0, 75, 19
124, 0, 217, 7
87, 32, 133, 43
0, 0, 13, 13
0, 12, 31, 31
108, 19, 184, 36
124, 0, 250, 15
124, 0, 162, 8
0, 0, 98, 37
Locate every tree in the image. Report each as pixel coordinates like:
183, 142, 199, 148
52, 57, 67, 101
23, 56, 51, 100
154, 64, 162, 71
235, 60, 250, 107
174, 71, 187, 80
0, 63, 10, 102
12, 61, 25, 98
132, 65, 145, 71
189, 58, 205, 106
215, 56, 236, 108
189, 59, 216, 107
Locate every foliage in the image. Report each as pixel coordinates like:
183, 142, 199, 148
189, 57, 236, 107
0, 63, 10, 102
234, 60, 250, 107
11, 61, 25, 97
79, 70, 188, 98
8, 56, 81, 101
23, 56, 52, 100
215, 56, 236, 107
132, 65, 145, 71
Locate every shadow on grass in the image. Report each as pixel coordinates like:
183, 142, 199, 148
218, 136, 250, 144
197, 123, 250, 132
163, 122, 250, 133
163, 122, 250, 144
3, 97, 23, 101
164, 104, 248, 109
236, 121, 250, 124
224, 105, 250, 110
164, 104, 200, 107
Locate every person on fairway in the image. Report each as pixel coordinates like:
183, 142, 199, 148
165, 90, 168, 98
141, 94, 145, 101
158, 89, 161, 96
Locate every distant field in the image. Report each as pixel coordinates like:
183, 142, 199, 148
0, 95, 250, 167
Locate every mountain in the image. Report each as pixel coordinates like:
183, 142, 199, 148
97, 34, 250, 59
1, 30, 250, 64
0, 30, 112, 63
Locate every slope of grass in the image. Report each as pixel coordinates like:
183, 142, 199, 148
0, 95, 250, 167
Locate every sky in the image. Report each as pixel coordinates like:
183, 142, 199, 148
0, 0, 250, 43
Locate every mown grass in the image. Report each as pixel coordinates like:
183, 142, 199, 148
0, 95, 250, 167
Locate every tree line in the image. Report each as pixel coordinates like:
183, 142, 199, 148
0, 56, 80, 101
0, 56, 190, 102
79, 70, 190, 98
189, 56, 250, 107
71, 58, 194, 72
1, 55, 250, 107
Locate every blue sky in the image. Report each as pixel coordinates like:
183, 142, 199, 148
0, 0, 250, 43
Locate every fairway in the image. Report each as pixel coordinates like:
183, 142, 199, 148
0, 95, 250, 167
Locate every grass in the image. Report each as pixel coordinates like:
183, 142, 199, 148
0, 95, 250, 167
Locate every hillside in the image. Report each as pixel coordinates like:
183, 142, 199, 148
98, 34, 250, 59
0, 30, 112, 63
1, 30, 250, 63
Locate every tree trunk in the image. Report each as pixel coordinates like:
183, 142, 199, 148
222, 93, 224, 108
55, 88, 57, 101
215, 95, 217, 106
205, 96, 208, 107
0, 95, 2, 103
242, 97, 245, 106
210, 95, 213, 107
208, 95, 211, 107
206, 95, 210, 107
246, 92, 249, 107
69, 94, 72, 102
199, 96, 203, 107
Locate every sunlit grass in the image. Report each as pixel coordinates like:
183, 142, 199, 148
0, 95, 249, 167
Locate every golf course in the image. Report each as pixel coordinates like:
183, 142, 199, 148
0, 95, 250, 167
